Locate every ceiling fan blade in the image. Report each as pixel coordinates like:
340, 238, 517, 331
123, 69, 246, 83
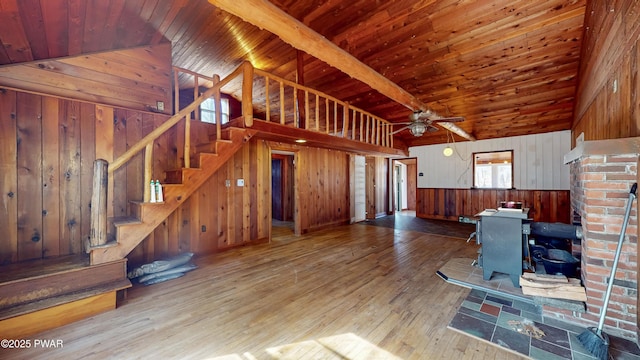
427, 125, 439, 132
391, 125, 411, 135
411, 110, 432, 121
431, 116, 465, 123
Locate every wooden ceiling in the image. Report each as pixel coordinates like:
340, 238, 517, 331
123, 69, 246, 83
0, 0, 586, 146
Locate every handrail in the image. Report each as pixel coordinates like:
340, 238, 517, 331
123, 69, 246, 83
108, 62, 246, 174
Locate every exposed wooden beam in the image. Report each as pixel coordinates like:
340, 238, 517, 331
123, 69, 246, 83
208, 0, 476, 142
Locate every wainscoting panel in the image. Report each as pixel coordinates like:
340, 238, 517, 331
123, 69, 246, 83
416, 188, 571, 223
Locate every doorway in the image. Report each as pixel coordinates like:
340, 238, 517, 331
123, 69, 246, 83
353, 155, 366, 222
392, 158, 417, 213
271, 151, 296, 235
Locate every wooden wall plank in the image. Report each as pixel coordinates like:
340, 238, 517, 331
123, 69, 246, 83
179, 197, 192, 253
0, 0, 33, 63
16, 92, 43, 261
112, 109, 128, 217
150, 114, 168, 181
17, 0, 48, 59
42, 97, 61, 257
125, 110, 143, 205
0, 89, 18, 264
188, 186, 200, 252
209, 170, 220, 252
249, 140, 258, 240
40, 0, 69, 59
59, 100, 82, 255
66, 0, 87, 56
80, 103, 95, 253
95, 106, 114, 219
242, 142, 251, 243
229, 153, 239, 244
195, 185, 208, 254
153, 220, 169, 260
217, 168, 229, 249
167, 211, 180, 256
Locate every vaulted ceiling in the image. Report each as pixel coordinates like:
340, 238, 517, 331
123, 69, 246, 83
0, 0, 586, 146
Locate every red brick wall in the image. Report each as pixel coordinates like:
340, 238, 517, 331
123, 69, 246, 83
550, 153, 639, 340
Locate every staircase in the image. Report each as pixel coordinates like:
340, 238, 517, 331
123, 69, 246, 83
90, 126, 256, 265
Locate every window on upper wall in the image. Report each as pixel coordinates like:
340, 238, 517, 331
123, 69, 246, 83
201, 97, 230, 124
473, 150, 513, 189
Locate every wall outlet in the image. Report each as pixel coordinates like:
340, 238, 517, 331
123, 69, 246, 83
225, 179, 231, 187
156, 101, 165, 112
237, 179, 244, 187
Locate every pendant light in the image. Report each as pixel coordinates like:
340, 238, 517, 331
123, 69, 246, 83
443, 132, 453, 157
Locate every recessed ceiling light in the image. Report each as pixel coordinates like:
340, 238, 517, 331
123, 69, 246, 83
295, 139, 307, 143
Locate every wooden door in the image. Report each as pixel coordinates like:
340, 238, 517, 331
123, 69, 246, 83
354, 155, 366, 222
366, 157, 376, 219
271, 158, 283, 221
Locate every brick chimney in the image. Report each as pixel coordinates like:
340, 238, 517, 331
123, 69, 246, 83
553, 138, 640, 341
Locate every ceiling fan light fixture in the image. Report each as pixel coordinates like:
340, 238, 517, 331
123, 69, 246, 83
409, 122, 427, 136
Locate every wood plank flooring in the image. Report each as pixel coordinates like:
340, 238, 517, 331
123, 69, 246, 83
3, 223, 525, 359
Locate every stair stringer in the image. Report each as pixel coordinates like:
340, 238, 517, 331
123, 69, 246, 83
90, 127, 256, 265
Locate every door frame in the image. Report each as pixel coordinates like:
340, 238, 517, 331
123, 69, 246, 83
270, 148, 300, 236
391, 158, 417, 213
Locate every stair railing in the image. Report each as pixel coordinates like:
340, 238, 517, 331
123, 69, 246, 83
89, 61, 252, 251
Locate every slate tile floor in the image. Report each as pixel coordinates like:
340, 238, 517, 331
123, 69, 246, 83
449, 289, 640, 359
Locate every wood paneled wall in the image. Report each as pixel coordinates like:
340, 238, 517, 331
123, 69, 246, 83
128, 138, 272, 266
0, 44, 172, 115
416, 188, 571, 224
288, 145, 351, 233
0, 85, 356, 267
572, 0, 640, 142
0, 88, 178, 265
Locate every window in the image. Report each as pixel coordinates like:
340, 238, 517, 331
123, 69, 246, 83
201, 97, 230, 124
473, 150, 513, 189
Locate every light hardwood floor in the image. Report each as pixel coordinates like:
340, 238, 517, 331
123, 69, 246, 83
4, 223, 525, 359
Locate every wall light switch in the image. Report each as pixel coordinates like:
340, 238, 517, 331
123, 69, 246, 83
156, 101, 165, 112
237, 179, 244, 187
225, 179, 231, 187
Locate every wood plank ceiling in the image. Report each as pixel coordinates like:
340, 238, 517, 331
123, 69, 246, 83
0, 0, 586, 146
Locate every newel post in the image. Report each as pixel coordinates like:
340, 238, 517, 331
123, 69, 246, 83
242, 61, 254, 127
213, 74, 222, 140
89, 159, 108, 252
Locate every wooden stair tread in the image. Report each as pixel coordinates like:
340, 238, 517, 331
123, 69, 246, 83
0, 254, 88, 283
0, 257, 128, 309
0, 278, 131, 321
164, 167, 204, 174
111, 216, 143, 226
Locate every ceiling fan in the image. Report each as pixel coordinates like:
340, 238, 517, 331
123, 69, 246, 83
392, 110, 465, 137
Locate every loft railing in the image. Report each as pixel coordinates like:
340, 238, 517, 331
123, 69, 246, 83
89, 61, 394, 252
251, 68, 394, 148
